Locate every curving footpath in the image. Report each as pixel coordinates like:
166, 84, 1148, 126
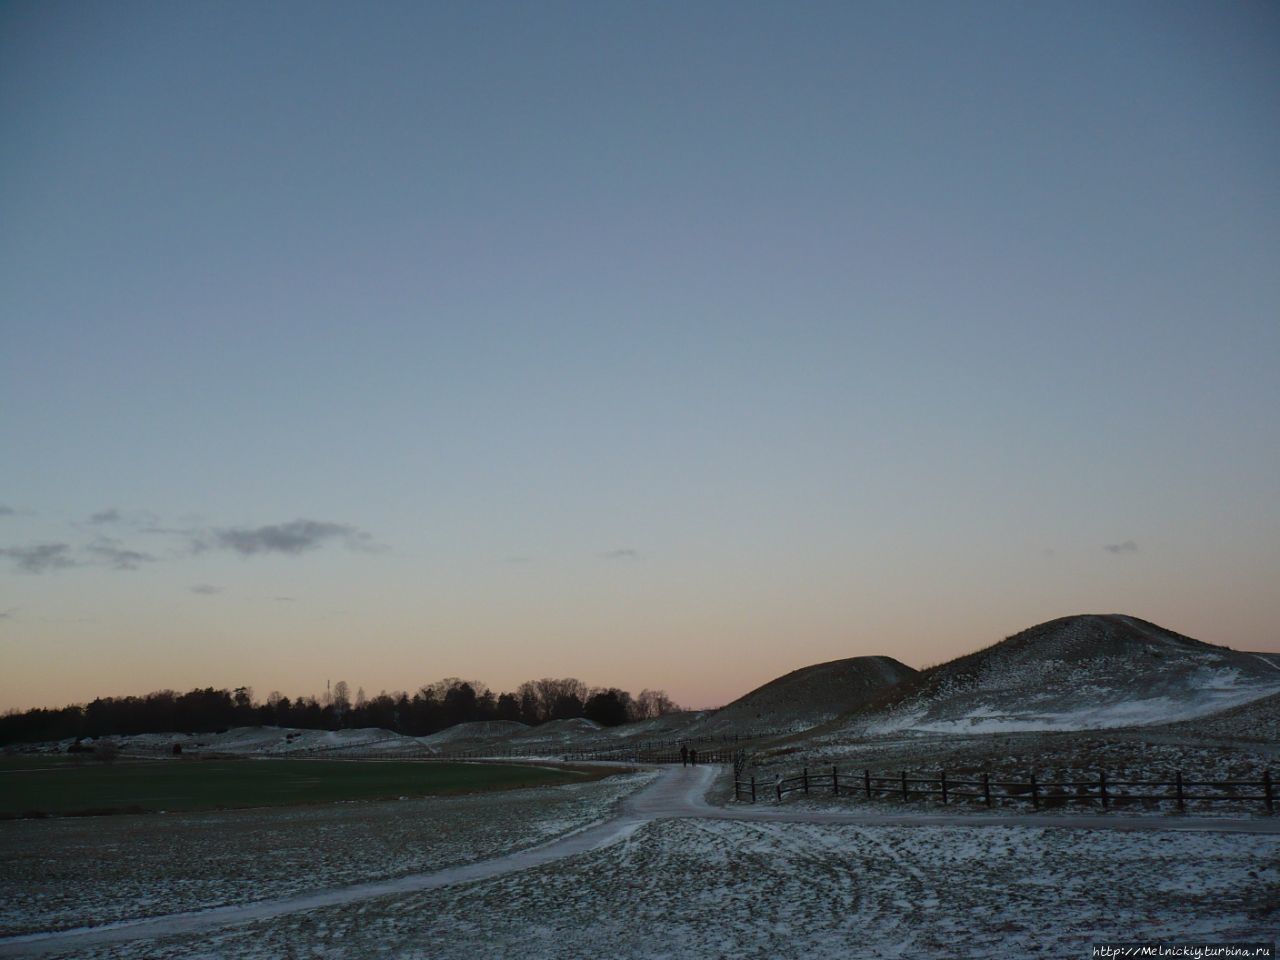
3, 764, 1277, 957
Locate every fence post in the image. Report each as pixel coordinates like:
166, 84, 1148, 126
901, 770, 909, 802
864, 769, 871, 799
751, 776, 756, 804
803, 767, 809, 795
940, 770, 948, 806
832, 765, 839, 797
1175, 771, 1184, 812
1030, 772, 1039, 809
1099, 769, 1108, 809
1265, 770, 1273, 814
982, 772, 991, 807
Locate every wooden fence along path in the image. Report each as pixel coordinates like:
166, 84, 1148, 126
734, 766, 1276, 813
291, 730, 778, 762
562, 748, 743, 765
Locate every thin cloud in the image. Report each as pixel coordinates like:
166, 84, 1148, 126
0, 543, 78, 574
0, 607, 15, 620
204, 519, 375, 557
1104, 540, 1139, 554
600, 547, 639, 560
190, 584, 223, 595
0, 505, 15, 517
85, 508, 161, 530
85, 537, 156, 570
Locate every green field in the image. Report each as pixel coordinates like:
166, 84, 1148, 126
0, 757, 587, 818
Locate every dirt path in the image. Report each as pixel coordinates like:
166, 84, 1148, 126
3, 764, 1277, 957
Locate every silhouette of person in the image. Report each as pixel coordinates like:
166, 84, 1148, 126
680, 744, 688, 766
689, 747, 698, 766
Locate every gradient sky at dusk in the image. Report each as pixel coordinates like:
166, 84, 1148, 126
2, 1, 1278, 712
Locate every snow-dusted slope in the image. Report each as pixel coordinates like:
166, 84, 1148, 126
821, 615, 1280, 737
415, 720, 530, 752
507, 718, 605, 753
68, 726, 418, 756
683, 655, 916, 737
1152, 687, 1280, 743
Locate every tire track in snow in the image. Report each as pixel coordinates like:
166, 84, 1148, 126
1251, 654, 1280, 673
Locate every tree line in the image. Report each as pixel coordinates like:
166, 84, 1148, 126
0, 678, 680, 746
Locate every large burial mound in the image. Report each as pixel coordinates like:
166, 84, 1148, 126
683, 655, 916, 738
821, 614, 1280, 738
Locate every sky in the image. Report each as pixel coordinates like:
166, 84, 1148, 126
2, 0, 1278, 714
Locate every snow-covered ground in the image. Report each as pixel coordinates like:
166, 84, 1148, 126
56, 818, 1280, 960
20, 727, 421, 758
1153, 689, 1280, 744
873, 678, 1280, 736
0, 770, 654, 939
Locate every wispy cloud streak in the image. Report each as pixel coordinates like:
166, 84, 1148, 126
600, 547, 639, 560
0, 543, 78, 573
202, 519, 375, 556
85, 538, 156, 570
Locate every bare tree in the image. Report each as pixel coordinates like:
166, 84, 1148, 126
332, 680, 351, 714
532, 678, 588, 720
636, 688, 678, 720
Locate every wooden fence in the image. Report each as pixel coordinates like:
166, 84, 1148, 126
110, 727, 787, 763
563, 748, 743, 765
118, 744, 746, 764
289, 730, 779, 762
734, 766, 1276, 813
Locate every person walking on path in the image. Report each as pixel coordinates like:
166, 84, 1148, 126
680, 745, 688, 766
689, 748, 698, 766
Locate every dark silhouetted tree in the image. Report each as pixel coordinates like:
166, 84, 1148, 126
496, 692, 520, 722
584, 688, 631, 726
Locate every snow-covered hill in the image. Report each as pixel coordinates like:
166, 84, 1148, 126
819, 614, 1280, 738
682, 655, 916, 738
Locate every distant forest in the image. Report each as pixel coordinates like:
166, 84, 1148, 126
0, 679, 681, 747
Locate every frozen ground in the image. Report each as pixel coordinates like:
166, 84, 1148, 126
4, 766, 1277, 959
16, 728, 423, 758
44, 817, 1280, 960
0, 769, 654, 938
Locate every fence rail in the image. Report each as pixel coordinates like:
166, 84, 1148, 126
563, 748, 742, 765
734, 766, 1276, 813
117, 744, 749, 765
